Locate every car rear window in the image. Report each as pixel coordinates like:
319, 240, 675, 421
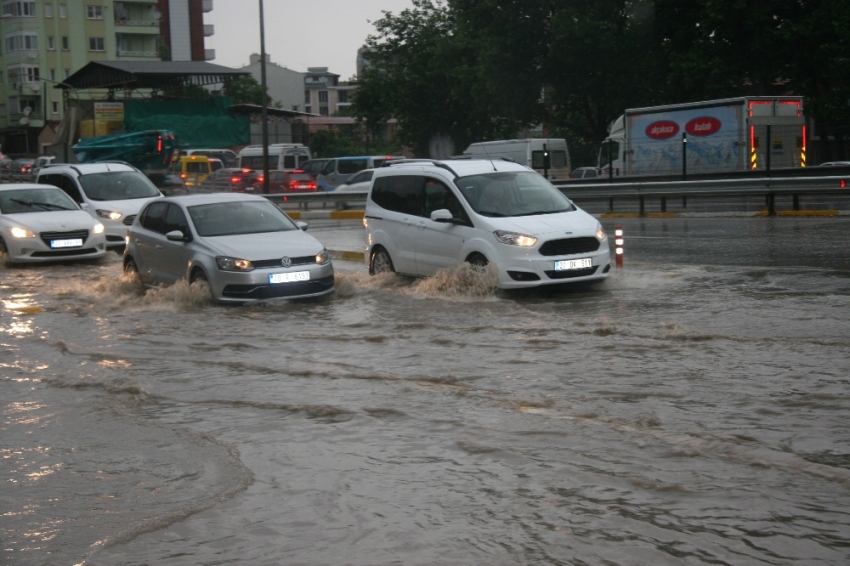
338, 159, 368, 175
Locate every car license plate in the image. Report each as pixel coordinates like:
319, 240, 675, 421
554, 258, 592, 271
269, 271, 310, 284
50, 238, 83, 248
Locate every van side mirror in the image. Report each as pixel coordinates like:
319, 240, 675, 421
430, 209, 454, 223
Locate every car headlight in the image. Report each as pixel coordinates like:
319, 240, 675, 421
216, 256, 254, 272
92, 222, 105, 234
315, 249, 330, 265
493, 230, 538, 247
9, 226, 36, 239
96, 209, 123, 221
596, 223, 607, 240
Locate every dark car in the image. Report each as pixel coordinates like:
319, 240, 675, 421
0, 155, 13, 180
300, 158, 331, 180
253, 170, 317, 193
10, 158, 36, 181
197, 168, 261, 193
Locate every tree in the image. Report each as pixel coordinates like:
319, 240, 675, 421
221, 76, 270, 106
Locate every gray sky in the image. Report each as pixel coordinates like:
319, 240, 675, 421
205, 0, 414, 80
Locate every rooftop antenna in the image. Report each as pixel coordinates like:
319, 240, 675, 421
479, 141, 497, 172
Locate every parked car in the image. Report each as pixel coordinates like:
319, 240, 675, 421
36, 162, 163, 251
10, 158, 36, 181
0, 183, 107, 263
196, 168, 262, 193
253, 170, 317, 193
571, 167, 599, 179
300, 158, 332, 180
334, 169, 374, 209
363, 159, 611, 289
123, 193, 335, 304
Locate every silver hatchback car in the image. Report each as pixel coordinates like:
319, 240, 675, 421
123, 193, 335, 303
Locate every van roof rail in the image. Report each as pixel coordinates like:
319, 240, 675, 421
383, 158, 459, 179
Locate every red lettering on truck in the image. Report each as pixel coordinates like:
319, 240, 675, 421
685, 117, 721, 137
645, 121, 679, 140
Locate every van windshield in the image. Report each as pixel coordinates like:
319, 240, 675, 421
78, 171, 161, 201
455, 171, 574, 217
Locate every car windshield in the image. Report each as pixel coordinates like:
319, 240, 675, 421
78, 171, 161, 201
188, 200, 298, 237
455, 171, 575, 217
0, 188, 79, 214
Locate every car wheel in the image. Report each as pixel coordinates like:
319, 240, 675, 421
467, 253, 489, 267
369, 247, 395, 275
190, 268, 216, 301
0, 236, 7, 255
124, 257, 139, 276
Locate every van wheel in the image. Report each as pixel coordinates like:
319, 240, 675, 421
467, 253, 489, 267
0, 237, 7, 255
124, 257, 139, 276
370, 248, 394, 275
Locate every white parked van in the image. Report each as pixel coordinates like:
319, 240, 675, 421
463, 139, 572, 181
237, 144, 311, 172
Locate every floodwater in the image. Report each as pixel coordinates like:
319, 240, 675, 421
2, 216, 850, 566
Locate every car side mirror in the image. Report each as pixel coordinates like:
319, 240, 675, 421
80, 202, 90, 211
166, 229, 190, 242
430, 209, 454, 223
296, 221, 308, 231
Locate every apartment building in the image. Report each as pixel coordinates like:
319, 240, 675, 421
303, 66, 355, 117
0, 0, 214, 154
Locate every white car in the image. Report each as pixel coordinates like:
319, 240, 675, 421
123, 193, 335, 304
37, 162, 163, 252
334, 169, 375, 209
0, 184, 107, 263
363, 159, 611, 289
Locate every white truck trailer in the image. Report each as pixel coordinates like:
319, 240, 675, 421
463, 138, 572, 181
598, 97, 806, 177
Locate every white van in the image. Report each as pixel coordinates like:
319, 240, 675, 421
237, 144, 311, 172
463, 139, 571, 181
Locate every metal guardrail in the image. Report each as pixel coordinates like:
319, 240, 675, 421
261, 174, 848, 215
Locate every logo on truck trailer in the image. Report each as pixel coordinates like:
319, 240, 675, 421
685, 117, 721, 137
645, 120, 679, 139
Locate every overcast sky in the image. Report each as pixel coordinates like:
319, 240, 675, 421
205, 0, 414, 80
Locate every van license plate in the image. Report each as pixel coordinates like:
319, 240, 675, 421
50, 239, 83, 248
269, 271, 310, 284
554, 258, 592, 271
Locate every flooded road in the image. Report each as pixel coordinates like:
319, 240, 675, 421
2, 216, 850, 565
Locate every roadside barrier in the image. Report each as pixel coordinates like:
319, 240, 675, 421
614, 226, 624, 268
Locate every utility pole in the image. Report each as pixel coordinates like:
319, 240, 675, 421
259, 0, 269, 194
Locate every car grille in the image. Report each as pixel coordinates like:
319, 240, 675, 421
39, 230, 88, 247
538, 237, 600, 256
543, 266, 599, 279
222, 275, 335, 300
123, 215, 136, 226
252, 255, 317, 269
31, 248, 100, 258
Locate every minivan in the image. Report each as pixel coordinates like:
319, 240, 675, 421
362, 159, 610, 289
316, 155, 405, 191
37, 162, 163, 251
170, 155, 213, 187
238, 144, 311, 172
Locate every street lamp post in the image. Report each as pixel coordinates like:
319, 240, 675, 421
259, 0, 269, 194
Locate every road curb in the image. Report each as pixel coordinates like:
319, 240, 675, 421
329, 249, 366, 262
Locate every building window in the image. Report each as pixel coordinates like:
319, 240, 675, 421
89, 37, 104, 52
59, 3, 66, 17
4, 32, 39, 52
304, 90, 310, 104
2, 1, 36, 17
61, 36, 68, 50
45, 3, 52, 17
47, 36, 55, 50
318, 91, 328, 103
52, 101, 59, 114
319, 107, 329, 117
64, 68, 70, 79
338, 90, 348, 103
50, 69, 56, 81
86, 5, 102, 19
305, 106, 311, 114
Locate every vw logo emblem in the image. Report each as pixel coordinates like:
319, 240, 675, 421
281, 257, 292, 268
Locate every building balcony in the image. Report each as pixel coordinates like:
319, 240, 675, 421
117, 49, 158, 58
203, 0, 214, 13
205, 48, 215, 61
204, 24, 214, 37
114, 18, 159, 30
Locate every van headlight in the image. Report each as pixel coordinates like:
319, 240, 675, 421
92, 222, 105, 234
96, 209, 123, 221
9, 226, 35, 239
315, 249, 331, 265
216, 256, 254, 271
493, 230, 537, 247
596, 223, 607, 240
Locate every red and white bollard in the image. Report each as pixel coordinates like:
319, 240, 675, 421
614, 226, 624, 268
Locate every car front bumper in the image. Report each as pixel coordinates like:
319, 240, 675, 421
207, 263, 336, 303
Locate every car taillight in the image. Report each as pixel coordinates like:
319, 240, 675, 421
180, 173, 187, 179
231, 177, 241, 183
257, 176, 264, 183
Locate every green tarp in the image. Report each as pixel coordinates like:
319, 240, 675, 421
124, 98, 249, 148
